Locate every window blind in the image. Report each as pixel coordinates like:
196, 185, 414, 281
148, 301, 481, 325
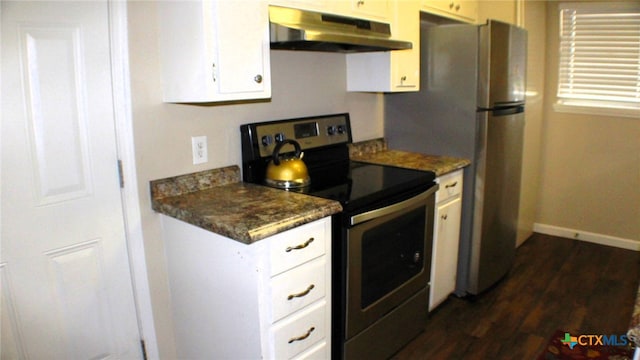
558, 2, 640, 112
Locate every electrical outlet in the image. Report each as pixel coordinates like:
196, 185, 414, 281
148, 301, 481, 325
191, 136, 208, 165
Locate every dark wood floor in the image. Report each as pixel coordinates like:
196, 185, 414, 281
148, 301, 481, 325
392, 233, 640, 360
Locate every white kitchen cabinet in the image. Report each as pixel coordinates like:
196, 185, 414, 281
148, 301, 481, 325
157, 0, 271, 103
338, 0, 390, 20
346, 0, 420, 92
429, 169, 463, 311
421, 0, 478, 24
161, 215, 331, 359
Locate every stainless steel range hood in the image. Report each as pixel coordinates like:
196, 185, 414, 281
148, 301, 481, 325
269, 6, 412, 53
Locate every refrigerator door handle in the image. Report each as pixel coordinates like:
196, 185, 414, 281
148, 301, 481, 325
492, 105, 524, 116
479, 101, 525, 112
494, 100, 525, 108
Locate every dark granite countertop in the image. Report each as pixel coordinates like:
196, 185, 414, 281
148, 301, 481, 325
150, 166, 342, 244
349, 138, 470, 176
150, 139, 468, 244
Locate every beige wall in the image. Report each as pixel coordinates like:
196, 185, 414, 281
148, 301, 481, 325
127, 2, 384, 357
536, 3, 640, 241
477, 0, 521, 25
516, 0, 546, 246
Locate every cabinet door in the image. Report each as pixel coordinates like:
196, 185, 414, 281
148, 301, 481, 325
158, 0, 271, 103
346, 0, 419, 92
430, 196, 462, 311
212, 0, 271, 97
346, 0, 389, 20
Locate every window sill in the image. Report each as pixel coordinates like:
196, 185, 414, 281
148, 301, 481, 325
553, 103, 640, 119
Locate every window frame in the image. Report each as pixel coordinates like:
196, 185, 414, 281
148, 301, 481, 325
554, 2, 640, 119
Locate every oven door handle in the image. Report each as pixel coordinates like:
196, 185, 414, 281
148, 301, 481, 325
350, 185, 439, 226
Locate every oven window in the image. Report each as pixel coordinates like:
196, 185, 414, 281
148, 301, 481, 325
360, 206, 426, 308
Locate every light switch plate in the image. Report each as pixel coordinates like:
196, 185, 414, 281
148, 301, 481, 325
191, 136, 208, 164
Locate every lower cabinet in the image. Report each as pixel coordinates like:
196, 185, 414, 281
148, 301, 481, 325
429, 169, 463, 311
161, 215, 332, 359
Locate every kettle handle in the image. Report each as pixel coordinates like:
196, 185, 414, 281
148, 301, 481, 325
272, 139, 302, 166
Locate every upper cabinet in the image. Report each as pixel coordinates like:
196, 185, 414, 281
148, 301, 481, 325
339, 0, 390, 20
157, 0, 271, 103
421, 0, 478, 23
346, 0, 420, 92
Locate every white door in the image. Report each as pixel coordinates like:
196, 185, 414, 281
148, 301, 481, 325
1, 1, 142, 359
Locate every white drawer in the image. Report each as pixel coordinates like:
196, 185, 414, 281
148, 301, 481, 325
270, 219, 327, 276
291, 341, 328, 360
272, 300, 326, 360
271, 256, 326, 323
436, 169, 463, 203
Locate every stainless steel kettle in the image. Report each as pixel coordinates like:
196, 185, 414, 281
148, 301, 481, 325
265, 139, 310, 189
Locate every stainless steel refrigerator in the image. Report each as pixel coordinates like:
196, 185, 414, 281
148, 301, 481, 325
384, 19, 527, 296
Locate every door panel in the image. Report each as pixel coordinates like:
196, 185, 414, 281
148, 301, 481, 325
21, 25, 93, 205
470, 110, 524, 294
1, 1, 142, 359
487, 21, 527, 105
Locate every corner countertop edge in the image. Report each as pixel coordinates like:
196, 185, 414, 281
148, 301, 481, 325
150, 169, 341, 244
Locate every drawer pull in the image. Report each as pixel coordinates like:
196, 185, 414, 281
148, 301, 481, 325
287, 284, 315, 300
285, 237, 314, 252
445, 181, 458, 189
288, 326, 315, 344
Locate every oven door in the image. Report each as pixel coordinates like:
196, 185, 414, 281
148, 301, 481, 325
345, 186, 437, 339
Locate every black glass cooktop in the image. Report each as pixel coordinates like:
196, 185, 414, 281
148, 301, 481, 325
304, 161, 436, 213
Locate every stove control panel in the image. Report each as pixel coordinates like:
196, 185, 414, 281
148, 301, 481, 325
250, 113, 352, 158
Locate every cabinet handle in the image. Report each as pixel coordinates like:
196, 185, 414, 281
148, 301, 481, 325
445, 181, 458, 189
357, 0, 365, 7
288, 327, 315, 344
455, 4, 460, 11
287, 284, 315, 300
254, 74, 263, 83
212, 63, 217, 82
285, 237, 314, 252
449, 2, 455, 9
441, 214, 448, 220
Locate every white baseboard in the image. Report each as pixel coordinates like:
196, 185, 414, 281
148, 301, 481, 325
533, 223, 640, 252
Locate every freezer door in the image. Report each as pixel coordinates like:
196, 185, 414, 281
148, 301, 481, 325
478, 20, 527, 108
469, 108, 524, 294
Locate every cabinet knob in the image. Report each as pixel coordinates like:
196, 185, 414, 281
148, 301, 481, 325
455, 4, 460, 11
449, 2, 455, 9
357, 0, 365, 7
254, 74, 263, 83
